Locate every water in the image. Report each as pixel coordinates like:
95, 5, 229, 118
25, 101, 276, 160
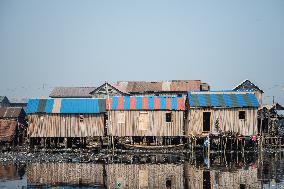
0, 151, 283, 189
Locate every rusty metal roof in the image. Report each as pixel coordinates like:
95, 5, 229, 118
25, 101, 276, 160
0, 107, 25, 118
0, 120, 17, 142
49, 87, 96, 98
116, 80, 203, 93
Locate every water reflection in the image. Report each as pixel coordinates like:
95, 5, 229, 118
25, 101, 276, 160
0, 152, 283, 188
0, 163, 27, 189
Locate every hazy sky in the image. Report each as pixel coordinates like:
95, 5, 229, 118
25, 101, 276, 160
0, 0, 283, 104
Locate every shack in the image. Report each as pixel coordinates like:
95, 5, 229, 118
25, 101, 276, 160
27, 163, 104, 187
107, 96, 185, 145
26, 98, 106, 148
0, 107, 27, 146
186, 91, 259, 137
106, 163, 184, 189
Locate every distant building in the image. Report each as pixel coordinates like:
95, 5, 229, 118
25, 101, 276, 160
9, 98, 28, 109
0, 96, 10, 107
90, 82, 130, 98
116, 80, 210, 97
233, 79, 264, 106
49, 87, 96, 98
49, 80, 210, 99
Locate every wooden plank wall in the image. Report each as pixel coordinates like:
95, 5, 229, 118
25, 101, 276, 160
106, 164, 184, 189
108, 110, 184, 136
184, 165, 261, 189
27, 163, 104, 186
186, 108, 258, 136
28, 114, 104, 137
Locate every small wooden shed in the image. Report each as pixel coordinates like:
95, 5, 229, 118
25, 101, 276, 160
107, 96, 185, 137
0, 107, 27, 145
26, 98, 106, 147
186, 91, 259, 136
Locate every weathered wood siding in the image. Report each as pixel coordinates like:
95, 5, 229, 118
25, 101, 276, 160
185, 165, 261, 189
27, 163, 104, 186
108, 110, 184, 136
28, 114, 104, 137
186, 108, 258, 136
106, 164, 184, 189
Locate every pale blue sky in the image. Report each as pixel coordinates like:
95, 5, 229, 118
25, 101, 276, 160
0, 0, 283, 104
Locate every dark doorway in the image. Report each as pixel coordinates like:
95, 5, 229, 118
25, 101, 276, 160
203, 112, 211, 132
203, 170, 211, 189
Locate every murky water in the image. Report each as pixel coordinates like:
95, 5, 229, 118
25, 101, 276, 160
0, 151, 283, 188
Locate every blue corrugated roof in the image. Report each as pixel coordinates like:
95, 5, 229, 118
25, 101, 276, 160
27, 98, 106, 114
188, 91, 259, 108
26, 99, 40, 114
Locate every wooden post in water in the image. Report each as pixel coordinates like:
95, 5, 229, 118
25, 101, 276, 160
207, 135, 210, 166
237, 137, 239, 151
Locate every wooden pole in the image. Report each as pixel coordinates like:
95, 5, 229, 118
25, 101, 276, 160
207, 135, 210, 167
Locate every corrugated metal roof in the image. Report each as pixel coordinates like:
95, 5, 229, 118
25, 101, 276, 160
106, 96, 185, 110
116, 80, 204, 93
188, 91, 259, 108
27, 98, 106, 114
0, 107, 25, 118
49, 87, 96, 98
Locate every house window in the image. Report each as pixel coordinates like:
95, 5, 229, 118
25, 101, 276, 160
203, 112, 211, 132
166, 113, 172, 123
79, 114, 84, 122
138, 112, 149, 130
117, 111, 125, 124
239, 111, 246, 120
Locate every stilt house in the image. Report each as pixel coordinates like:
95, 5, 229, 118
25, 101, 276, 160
26, 98, 106, 143
186, 91, 259, 136
107, 96, 185, 137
